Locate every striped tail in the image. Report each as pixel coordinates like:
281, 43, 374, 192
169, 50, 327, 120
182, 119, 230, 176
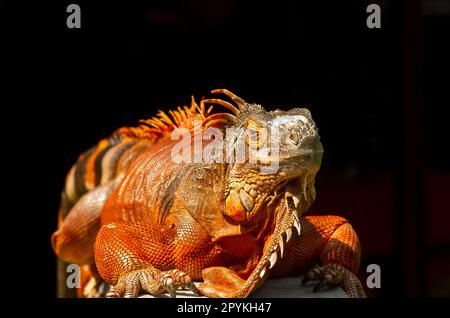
55, 132, 143, 297
60, 133, 139, 218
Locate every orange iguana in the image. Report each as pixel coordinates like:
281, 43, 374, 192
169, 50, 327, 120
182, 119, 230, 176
51, 89, 366, 298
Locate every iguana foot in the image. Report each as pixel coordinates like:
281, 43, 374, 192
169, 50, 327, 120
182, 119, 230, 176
302, 264, 343, 291
302, 263, 366, 298
105, 268, 199, 298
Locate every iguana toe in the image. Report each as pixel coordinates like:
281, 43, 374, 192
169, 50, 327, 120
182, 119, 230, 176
302, 263, 366, 298
105, 268, 198, 298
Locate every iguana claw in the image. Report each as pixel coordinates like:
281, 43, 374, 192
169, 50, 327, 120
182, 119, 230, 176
105, 268, 197, 298
301, 263, 366, 298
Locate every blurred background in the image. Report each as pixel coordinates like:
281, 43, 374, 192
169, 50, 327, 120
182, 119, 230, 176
2, 0, 448, 298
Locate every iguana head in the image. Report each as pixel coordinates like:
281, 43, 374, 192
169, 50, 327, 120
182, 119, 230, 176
204, 89, 322, 226
222, 105, 322, 224
203, 89, 323, 295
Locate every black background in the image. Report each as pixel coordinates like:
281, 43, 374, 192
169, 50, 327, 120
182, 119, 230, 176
2, 0, 449, 302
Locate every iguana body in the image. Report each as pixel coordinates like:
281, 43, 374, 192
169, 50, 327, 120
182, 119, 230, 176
52, 89, 365, 298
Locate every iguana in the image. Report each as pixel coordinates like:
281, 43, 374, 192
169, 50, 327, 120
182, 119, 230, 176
51, 89, 366, 298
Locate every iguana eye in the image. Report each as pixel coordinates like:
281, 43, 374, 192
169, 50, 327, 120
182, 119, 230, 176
248, 128, 258, 139
246, 121, 267, 148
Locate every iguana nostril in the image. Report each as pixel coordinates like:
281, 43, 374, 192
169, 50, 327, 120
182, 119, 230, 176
300, 135, 319, 147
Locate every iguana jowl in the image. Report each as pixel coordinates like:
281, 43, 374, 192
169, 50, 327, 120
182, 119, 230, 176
51, 89, 366, 298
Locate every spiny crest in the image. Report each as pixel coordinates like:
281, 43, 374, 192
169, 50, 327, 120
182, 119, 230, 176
117, 89, 248, 141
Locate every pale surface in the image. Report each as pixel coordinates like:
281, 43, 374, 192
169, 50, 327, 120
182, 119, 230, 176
139, 275, 349, 298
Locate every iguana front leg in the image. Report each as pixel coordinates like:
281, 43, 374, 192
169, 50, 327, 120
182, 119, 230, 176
94, 220, 214, 298
301, 219, 365, 298
272, 215, 366, 298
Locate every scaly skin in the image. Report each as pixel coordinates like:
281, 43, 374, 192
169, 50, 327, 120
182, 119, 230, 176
52, 89, 366, 298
